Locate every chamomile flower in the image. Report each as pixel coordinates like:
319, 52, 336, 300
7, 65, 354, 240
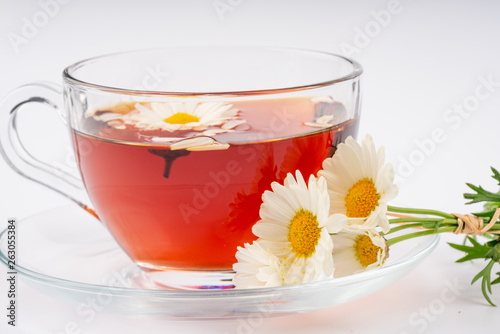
94, 101, 242, 132
331, 228, 388, 278
318, 134, 398, 233
249, 171, 346, 286
232, 241, 283, 289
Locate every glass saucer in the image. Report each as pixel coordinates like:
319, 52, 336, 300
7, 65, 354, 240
0, 205, 438, 320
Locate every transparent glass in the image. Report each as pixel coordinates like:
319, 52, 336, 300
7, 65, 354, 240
0, 206, 438, 319
0, 47, 362, 288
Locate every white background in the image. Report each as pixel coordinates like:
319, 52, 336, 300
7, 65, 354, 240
1, 0, 500, 333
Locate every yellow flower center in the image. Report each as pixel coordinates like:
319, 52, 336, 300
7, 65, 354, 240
164, 112, 199, 124
344, 177, 380, 217
354, 234, 381, 267
287, 209, 321, 258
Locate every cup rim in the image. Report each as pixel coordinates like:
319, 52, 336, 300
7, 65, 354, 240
62, 46, 363, 96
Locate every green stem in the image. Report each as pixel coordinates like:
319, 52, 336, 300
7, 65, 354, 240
388, 205, 455, 219
384, 223, 425, 235
486, 223, 500, 231
385, 218, 459, 234
389, 218, 443, 224
387, 227, 456, 246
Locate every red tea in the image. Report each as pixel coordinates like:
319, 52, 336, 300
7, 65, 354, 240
72, 97, 359, 270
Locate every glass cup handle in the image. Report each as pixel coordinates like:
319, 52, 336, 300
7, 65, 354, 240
0, 82, 98, 219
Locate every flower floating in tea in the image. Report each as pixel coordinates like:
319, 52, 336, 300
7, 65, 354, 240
92, 101, 244, 133
233, 134, 500, 306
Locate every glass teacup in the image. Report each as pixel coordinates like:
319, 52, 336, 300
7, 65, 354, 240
0, 47, 362, 289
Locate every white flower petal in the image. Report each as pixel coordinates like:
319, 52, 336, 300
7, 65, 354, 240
233, 170, 335, 288
90, 101, 244, 135
222, 119, 247, 130
252, 222, 289, 241
170, 137, 215, 150
311, 96, 334, 103
259, 192, 295, 223
319, 134, 397, 233
326, 214, 348, 233
149, 137, 184, 143
331, 229, 388, 278
304, 121, 333, 128
201, 129, 232, 137
94, 112, 123, 122
186, 142, 230, 151
233, 242, 283, 289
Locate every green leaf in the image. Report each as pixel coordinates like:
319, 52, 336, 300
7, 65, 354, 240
483, 203, 500, 213
471, 259, 496, 306
464, 183, 500, 204
491, 167, 500, 186
486, 239, 500, 247
467, 236, 483, 248
492, 272, 500, 285
484, 233, 499, 240
485, 243, 500, 262
473, 209, 499, 217
448, 237, 491, 262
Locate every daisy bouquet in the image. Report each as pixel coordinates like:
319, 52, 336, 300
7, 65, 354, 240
232, 135, 500, 306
